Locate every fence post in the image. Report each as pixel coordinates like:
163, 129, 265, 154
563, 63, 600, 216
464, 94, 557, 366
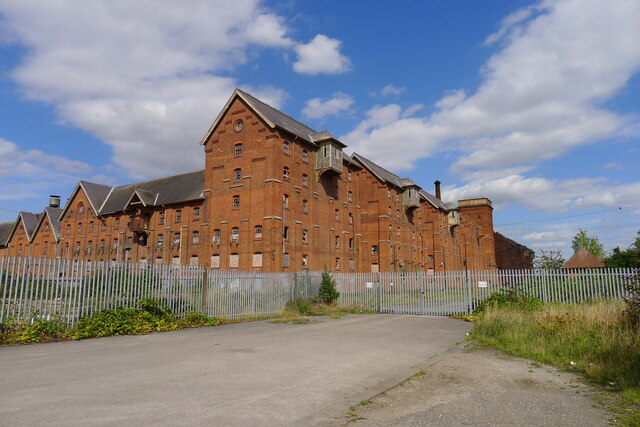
252, 271, 257, 315
377, 272, 382, 313
465, 268, 472, 315
293, 272, 299, 299
201, 268, 208, 314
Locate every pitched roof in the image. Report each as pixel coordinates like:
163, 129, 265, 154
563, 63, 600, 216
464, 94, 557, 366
20, 211, 42, 241
42, 207, 63, 241
562, 248, 605, 269
0, 221, 13, 247
99, 170, 204, 214
81, 181, 113, 213
351, 153, 448, 210
199, 89, 349, 148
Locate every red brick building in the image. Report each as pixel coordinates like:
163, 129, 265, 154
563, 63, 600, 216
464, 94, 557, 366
0, 89, 533, 271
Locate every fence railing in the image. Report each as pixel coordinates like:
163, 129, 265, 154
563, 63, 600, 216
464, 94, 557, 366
333, 268, 634, 315
0, 256, 322, 325
0, 255, 634, 324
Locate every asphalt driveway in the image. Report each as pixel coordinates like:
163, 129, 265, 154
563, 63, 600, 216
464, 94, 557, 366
0, 315, 470, 426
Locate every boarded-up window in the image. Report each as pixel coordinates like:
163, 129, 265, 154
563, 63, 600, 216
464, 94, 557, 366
229, 253, 239, 268
371, 263, 379, 273
190, 256, 199, 266
211, 254, 220, 269
282, 253, 290, 268
155, 257, 163, 264
172, 256, 180, 265
349, 259, 355, 271
252, 252, 263, 267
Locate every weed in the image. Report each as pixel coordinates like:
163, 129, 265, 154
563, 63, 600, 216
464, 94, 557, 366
359, 400, 371, 406
415, 370, 426, 377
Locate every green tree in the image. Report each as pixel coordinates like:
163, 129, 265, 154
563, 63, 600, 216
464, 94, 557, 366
571, 229, 604, 257
534, 249, 565, 269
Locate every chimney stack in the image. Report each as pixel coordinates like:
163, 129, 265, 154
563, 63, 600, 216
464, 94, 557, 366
434, 180, 441, 200
48, 195, 61, 208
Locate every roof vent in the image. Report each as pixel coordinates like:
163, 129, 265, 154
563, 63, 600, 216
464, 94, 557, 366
48, 195, 61, 208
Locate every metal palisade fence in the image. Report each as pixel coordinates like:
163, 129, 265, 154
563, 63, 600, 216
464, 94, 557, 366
0, 255, 634, 324
333, 268, 634, 315
0, 256, 322, 325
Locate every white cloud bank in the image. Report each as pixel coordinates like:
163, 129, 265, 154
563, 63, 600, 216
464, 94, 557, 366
343, 0, 640, 214
0, 1, 351, 179
302, 92, 354, 120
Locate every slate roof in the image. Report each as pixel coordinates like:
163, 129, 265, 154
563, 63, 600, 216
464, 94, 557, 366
562, 248, 605, 269
20, 211, 42, 241
81, 181, 113, 214
495, 232, 535, 256
0, 221, 13, 246
99, 170, 204, 214
351, 153, 448, 210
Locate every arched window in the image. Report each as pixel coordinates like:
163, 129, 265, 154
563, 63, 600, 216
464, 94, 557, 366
232, 195, 240, 209
234, 168, 241, 182
283, 166, 290, 180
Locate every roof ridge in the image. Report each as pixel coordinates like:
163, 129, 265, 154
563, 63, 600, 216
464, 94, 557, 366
112, 169, 204, 190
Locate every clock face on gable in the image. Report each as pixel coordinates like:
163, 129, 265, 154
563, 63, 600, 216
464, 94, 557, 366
234, 119, 244, 133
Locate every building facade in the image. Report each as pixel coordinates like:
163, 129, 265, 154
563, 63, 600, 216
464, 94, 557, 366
0, 89, 534, 272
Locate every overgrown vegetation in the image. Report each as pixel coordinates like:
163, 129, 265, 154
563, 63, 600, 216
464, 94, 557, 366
0, 296, 375, 345
469, 292, 640, 424
473, 289, 543, 315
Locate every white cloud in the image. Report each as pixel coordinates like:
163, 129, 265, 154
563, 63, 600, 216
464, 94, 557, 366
379, 84, 405, 97
293, 34, 351, 75
343, 0, 640, 174
0, 1, 344, 179
302, 92, 354, 120
603, 162, 624, 170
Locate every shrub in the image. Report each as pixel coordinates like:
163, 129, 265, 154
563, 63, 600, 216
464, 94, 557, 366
286, 297, 314, 315
0, 317, 67, 344
137, 298, 173, 319
318, 270, 340, 305
623, 269, 640, 328
473, 289, 542, 315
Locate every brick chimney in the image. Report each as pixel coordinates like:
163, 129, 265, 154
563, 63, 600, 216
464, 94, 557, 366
434, 180, 441, 200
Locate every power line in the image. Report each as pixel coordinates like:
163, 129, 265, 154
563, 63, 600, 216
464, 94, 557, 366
0, 207, 20, 214
496, 202, 640, 227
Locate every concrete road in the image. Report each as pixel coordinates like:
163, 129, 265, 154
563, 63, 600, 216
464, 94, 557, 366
0, 315, 470, 426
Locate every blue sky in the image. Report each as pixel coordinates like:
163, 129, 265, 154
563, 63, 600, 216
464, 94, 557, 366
0, 0, 639, 259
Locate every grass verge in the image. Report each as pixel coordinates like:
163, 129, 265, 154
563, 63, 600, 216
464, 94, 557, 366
469, 300, 640, 425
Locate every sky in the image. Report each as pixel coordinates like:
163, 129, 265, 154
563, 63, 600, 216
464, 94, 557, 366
0, 0, 638, 260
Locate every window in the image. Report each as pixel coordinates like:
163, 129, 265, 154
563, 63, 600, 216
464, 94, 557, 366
335, 209, 339, 222
190, 256, 199, 266
283, 226, 289, 240
252, 252, 263, 267
335, 257, 340, 269
78, 202, 84, 214
115, 218, 120, 229
348, 191, 352, 203
85, 241, 93, 254
156, 234, 164, 247
172, 233, 180, 247
302, 174, 308, 187
302, 199, 308, 214
232, 195, 240, 209
302, 150, 308, 163
388, 189, 391, 198
477, 214, 481, 220
77, 223, 82, 233
159, 212, 165, 225
192, 231, 199, 244
155, 257, 163, 264
428, 255, 434, 263
212, 229, 221, 244
65, 242, 69, 253
193, 208, 200, 221
234, 168, 241, 182
75, 241, 81, 252
302, 254, 308, 267
229, 253, 239, 268
302, 229, 308, 243
99, 239, 105, 251
234, 143, 242, 157
89, 221, 94, 232
231, 227, 239, 242
112, 238, 119, 251
211, 254, 220, 269
349, 259, 355, 271
349, 238, 353, 250
175, 210, 182, 223
101, 221, 107, 232
43, 241, 49, 253
348, 213, 353, 224
283, 141, 289, 155
396, 193, 399, 202
283, 194, 289, 208
66, 224, 71, 235
372, 245, 379, 255
397, 227, 401, 237
283, 253, 290, 268
347, 170, 352, 182
255, 225, 262, 239
283, 166, 290, 180
335, 235, 340, 248
172, 256, 180, 265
